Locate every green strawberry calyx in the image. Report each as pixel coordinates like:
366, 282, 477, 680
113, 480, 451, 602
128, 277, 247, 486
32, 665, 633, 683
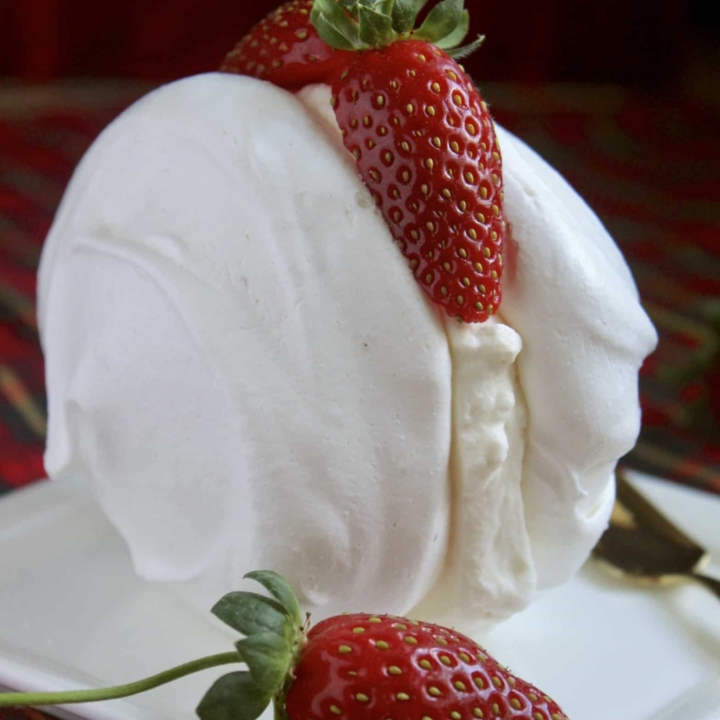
311, 0, 484, 58
197, 571, 306, 720
0, 571, 306, 720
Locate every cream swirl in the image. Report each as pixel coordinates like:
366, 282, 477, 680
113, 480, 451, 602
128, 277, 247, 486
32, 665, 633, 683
39, 73, 657, 626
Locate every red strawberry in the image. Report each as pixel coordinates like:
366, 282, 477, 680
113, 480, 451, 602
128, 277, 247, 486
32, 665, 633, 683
287, 613, 568, 720
222, 0, 505, 322
331, 41, 504, 322
198, 572, 569, 720
220, 0, 348, 89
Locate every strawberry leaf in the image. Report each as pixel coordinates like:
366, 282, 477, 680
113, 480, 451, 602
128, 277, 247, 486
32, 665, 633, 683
348, 0, 394, 11
413, 0, 463, 43
236, 632, 291, 694
391, 0, 429, 33
435, 8, 469, 48
447, 33, 485, 59
358, 4, 396, 46
243, 571, 303, 629
212, 592, 289, 637
337, 0, 360, 13
376, 0, 397, 14
196, 672, 271, 720
311, 0, 365, 50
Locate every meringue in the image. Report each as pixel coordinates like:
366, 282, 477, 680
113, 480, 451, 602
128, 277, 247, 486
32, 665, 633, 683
38, 73, 657, 626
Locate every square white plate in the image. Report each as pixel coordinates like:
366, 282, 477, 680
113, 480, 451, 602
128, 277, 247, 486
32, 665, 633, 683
1, 471, 719, 720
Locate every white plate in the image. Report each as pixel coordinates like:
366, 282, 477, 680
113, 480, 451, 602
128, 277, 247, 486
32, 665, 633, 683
1, 472, 719, 720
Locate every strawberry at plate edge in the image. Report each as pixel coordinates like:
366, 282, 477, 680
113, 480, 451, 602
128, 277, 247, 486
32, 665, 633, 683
197, 571, 569, 720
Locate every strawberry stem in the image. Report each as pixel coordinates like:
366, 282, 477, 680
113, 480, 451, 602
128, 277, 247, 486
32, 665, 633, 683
0, 652, 243, 709
310, 0, 483, 56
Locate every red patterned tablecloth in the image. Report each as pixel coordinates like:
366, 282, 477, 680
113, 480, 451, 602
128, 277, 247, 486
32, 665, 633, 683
0, 80, 718, 717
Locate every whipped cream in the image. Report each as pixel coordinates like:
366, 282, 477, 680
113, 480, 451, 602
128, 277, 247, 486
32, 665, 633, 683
39, 73, 657, 626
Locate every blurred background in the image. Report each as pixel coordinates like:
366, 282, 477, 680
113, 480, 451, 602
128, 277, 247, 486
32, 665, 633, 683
0, 0, 717, 89
0, 0, 718, 496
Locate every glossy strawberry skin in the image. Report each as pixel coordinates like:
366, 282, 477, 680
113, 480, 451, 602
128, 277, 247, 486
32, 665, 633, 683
220, 0, 349, 89
331, 40, 505, 323
285, 614, 567, 720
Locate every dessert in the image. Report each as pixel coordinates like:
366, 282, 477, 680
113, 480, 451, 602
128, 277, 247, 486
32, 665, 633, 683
38, 0, 657, 630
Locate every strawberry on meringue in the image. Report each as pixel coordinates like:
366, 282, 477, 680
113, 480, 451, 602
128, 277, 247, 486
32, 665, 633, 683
39, 72, 657, 627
